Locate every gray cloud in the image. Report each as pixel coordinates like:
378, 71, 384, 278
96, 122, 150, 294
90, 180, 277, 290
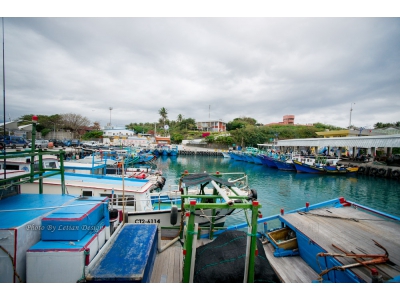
1, 17, 399, 129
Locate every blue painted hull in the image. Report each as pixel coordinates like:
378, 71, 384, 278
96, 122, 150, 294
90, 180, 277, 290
261, 155, 278, 168
253, 155, 264, 165
274, 160, 296, 171
293, 161, 325, 174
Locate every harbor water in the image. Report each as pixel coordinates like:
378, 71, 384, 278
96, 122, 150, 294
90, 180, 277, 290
154, 155, 400, 227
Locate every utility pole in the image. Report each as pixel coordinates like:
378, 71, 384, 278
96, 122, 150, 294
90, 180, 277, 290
209, 105, 210, 132
109, 107, 113, 127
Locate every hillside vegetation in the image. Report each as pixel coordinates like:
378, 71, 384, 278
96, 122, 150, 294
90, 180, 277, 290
16, 113, 399, 150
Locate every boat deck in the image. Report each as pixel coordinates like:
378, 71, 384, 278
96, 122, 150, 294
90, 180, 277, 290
151, 237, 319, 283
281, 205, 400, 282
150, 239, 183, 283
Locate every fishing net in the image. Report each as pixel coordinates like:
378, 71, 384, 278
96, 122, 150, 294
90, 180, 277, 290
193, 230, 280, 283
181, 173, 235, 187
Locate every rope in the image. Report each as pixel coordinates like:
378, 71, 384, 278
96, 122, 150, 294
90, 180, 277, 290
299, 211, 393, 222
0, 245, 23, 283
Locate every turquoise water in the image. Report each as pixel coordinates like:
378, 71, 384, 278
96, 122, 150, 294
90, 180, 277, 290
153, 156, 400, 227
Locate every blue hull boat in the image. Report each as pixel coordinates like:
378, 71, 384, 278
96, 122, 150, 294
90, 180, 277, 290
260, 155, 278, 168
293, 160, 325, 174
273, 159, 296, 171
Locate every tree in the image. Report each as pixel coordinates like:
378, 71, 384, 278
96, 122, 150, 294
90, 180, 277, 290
158, 107, 168, 127
92, 122, 101, 130
177, 114, 183, 123
61, 113, 90, 138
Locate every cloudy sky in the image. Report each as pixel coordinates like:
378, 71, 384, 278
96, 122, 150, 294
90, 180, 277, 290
1, 3, 399, 130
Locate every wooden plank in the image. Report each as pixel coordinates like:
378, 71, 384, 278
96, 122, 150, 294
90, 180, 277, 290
173, 243, 182, 283
165, 244, 174, 283
150, 239, 184, 283
263, 242, 318, 282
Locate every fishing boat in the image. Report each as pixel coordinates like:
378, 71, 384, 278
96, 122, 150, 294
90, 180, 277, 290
0, 119, 120, 283
293, 156, 340, 174
273, 152, 303, 171
324, 165, 359, 175
260, 197, 400, 283
169, 145, 178, 156
260, 152, 278, 168
221, 151, 231, 159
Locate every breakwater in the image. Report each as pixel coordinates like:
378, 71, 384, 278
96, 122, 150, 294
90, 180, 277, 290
178, 150, 224, 156
355, 164, 400, 180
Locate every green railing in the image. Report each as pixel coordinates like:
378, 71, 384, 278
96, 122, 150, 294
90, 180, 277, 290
180, 187, 261, 283
0, 117, 66, 194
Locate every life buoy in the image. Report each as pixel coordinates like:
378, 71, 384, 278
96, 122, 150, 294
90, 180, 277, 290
377, 168, 386, 177
358, 166, 365, 173
135, 173, 146, 179
370, 168, 378, 176
170, 206, 178, 226
392, 170, 400, 179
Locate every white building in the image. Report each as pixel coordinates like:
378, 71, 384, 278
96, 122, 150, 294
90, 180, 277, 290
196, 120, 227, 132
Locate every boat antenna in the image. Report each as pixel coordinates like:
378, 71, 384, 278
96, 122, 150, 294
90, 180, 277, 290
2, 17, 6, 180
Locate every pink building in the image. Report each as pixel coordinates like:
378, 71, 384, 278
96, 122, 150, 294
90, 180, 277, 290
265, 115, 295, 126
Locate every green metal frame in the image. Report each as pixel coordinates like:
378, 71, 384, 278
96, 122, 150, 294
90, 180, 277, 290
180, 184, 261, 283
0, 119, 66, 194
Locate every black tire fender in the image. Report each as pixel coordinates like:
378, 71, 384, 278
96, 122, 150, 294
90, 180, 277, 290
378, 168, 386, 176
250, 189, 257, 200
170, 205, 178, 226
370, 168, 378, 175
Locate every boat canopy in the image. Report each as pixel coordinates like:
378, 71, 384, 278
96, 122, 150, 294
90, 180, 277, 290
181, 173, 235, 187
276, 134, 400, 148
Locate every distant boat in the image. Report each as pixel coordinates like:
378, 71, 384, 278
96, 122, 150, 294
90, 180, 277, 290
221, 151, 231, 159
293, 157, 341, 174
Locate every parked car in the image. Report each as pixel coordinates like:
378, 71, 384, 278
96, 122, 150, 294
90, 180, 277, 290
82, 141, 102, 148
70, 139, 81, 147
28, 139, 49, 149
0, 135, 29, 149
48, 139, 65, 147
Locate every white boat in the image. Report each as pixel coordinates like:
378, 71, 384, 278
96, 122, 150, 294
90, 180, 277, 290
221, 151, 231, 158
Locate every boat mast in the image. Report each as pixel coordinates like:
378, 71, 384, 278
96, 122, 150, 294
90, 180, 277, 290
2, 17, 6, 180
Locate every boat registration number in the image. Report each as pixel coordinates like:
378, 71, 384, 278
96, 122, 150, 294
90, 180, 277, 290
134, 219, 161, 224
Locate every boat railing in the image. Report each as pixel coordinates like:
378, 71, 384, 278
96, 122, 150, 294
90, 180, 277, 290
1, 116, 67, 195
151, 182, 181, 210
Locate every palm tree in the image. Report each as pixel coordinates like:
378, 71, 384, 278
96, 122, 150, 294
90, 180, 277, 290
159, 107, 168, 127
177, 114, 183, 123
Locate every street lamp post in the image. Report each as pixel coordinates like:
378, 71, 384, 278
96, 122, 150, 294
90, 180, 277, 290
109, 107, 113, 126
349, 103, 355, 129
49, 121, 57, 139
